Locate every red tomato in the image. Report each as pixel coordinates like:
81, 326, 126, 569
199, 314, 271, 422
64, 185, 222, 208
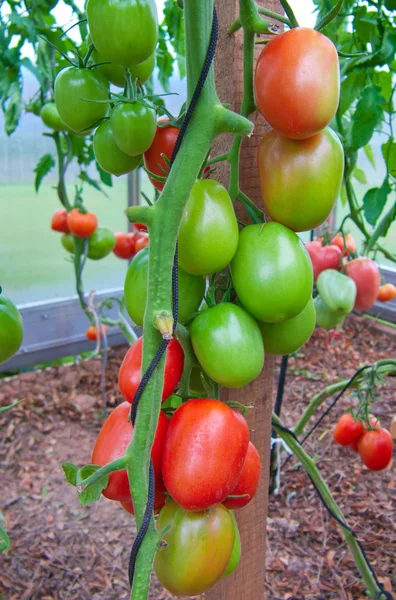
134, 232, 149, 253
91, 402, 169, 501
331, 233, 356, 256
333, 414, 365, 446
51, 208, 70, 233
223, 441, 261, 510
162, 399, 250, 511
144, 124, 179, 191
113, 232, 136, 259
254, 28, 340, 140
85, 324, 108, 341
358, 428, 393, 471
120, 480, 167, 515
377, 283, 396, 303
134, 223, 148, 232
305, 241, 342, 281
67, 208, 98, 238
345, 258, 381, 311
118, 337, 184, 404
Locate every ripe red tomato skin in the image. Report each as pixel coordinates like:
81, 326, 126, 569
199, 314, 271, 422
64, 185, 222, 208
223, 441, 261, 510
86, 324, 108, 341
118, 337, 184, 404
67, 209, 98, 238
162, 399, 250, 511
333, 414, 365, 446
134, 232, 149, 253
51, 209, 70, 233
331, 233, 356, 256
134, 223, 148, 232
377, 283, 396, 303
345, 258, 381, 311
305, 241, 342, 281
120, 481, 167, 515
358, 428, 393, 471
113, 232, 136, 259
144, 124, 179, 191
91, 402, 169, 501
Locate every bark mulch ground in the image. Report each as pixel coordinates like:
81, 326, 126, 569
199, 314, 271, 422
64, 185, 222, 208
0, 314, 395, 600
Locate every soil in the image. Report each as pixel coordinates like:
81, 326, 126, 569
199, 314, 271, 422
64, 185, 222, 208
0, 314, 395, 600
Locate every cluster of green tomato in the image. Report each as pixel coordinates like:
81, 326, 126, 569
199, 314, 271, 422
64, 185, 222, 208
0, 288, 23, 366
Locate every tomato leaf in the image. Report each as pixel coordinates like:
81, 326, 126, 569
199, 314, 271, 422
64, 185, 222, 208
315, 0, 343, 32
34, 153, 55, 192
62, 461, 78, 486
0, 518, 10, 555
78, 170, 109, 197
363, 178, 391, 227
96, 161, 113, 187
382, 139, 396, 179
367, 202, 396, 253
363, 144, 376, 169
338, 71, 366, 117
3, 76, 22, 136
77, 465, 109, 506
349, 85, 384, 151
352, 166, 367, 184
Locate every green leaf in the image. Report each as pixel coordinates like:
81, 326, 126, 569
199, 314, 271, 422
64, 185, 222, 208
78, 170, 108, 196
4, 77, 22, 136
352, 166, 367, 184
367, 202, 396, 252
363, 144, 376, 169
34, 153, 55, 192
0, 523, 10, 555
349, 85, 383, 151
20, 57, 43, 85
339, 71, 366, 117
340, 184, 348, 206
384, 0, 396, 9
62, 462, 78, 486
315, 0, 343, 32
78, 465, 109, 506
96, 162, 113, 187
353, 7, 379, 46
382, 140, 396, 179
373, 71, 393, 110
363, 178, 391, 227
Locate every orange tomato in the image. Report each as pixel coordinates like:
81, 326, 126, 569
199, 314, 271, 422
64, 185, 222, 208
134, 231, 149, 253
331, 233, 356, 256
377, 283, 396, 303
86, 324, 108, 341
51, 208, 70, 233
67, 209, 98, 238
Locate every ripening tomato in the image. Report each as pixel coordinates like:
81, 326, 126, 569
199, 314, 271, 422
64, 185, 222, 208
91, 402, 169, 501
358, 428, 393, 471
93, 121, 142, 177
120, 480, 166, 515
259, 296, 315, 356
162, 399, 250, 511
154, 501, 235, 596
223, 441, 261, 510
0, 290, 24, 365
118, 337, 184, 404
178, 180, 239, 276
231, 223, 313, 322
377, 283, 396, 303
345, 258, 381, 311
223, 512, 241, 577
54, 67, 109, 133
333, 414, 365, 446
87, 228, 116, 260
51, 208, 70, 233
258, 128, 344, 232
67, 209, 98, 238
124, 247, 205, 326
331, 233, 356, 256
134, 223, 147, 231
113, 232, 136, 259
349, 415, 381, 452
305, 241, 342, 281
190, 303, 265, 388
255, 27, 340, 140
110, 102, 157, 156
40, 103, 71, 132
86, 324, 108, 341
91, 48, 155, 88
134, 232, 149, 253
144, 124, 179, 190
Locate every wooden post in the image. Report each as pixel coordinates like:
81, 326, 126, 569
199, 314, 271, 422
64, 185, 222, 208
206, 2, 281, 599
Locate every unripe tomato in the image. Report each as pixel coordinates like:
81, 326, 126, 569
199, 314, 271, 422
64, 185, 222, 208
134, 232, 149, 253
0, 290, 24, 365
51, 208, 70, 233
223, 441, 261, 510
87, 0, 158, 68
377, 283, 396, 303
144, 123, 179, 191
40, 103, 71, 132
120, 480, 166, 515
331, 233, 356, 256
258, 128, 344, 232
86, 324, 108, 341
358, 428, 393, 471
118, 337, 184, 404
154, 501, 235, 596
259, 296, 315, 356
91, 49, 155, 88
333, 414, 365, 446
162, 399, 250, 511
345, 258, 381, 311
54, 67, 110, 133
178, 180, 239, 276
113, 232, 136, 259
110, 102, 157, 156
61, 234, 75, 254
87, 228, 116, 260
92, 402, 169, 501
67, 209, 98, 238
231, 223, 313, 322
124, 247, 205, 326
314, 295, 345, 330
93, 121, 142, 177
255, 27, 340, 139
223, 512, 241, 577
305, 241, 342, 281
190, 303, 265, 388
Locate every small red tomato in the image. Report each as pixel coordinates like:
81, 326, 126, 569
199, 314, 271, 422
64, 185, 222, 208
67, 208, 98, 238
345, 258, 381, 311
120, 480, 167, 515
113, 232, 136, 259
223, 441, 261, 510
134, 232, 149, 253
331, 233, 356, 256
51, 208, 70, 233
86, 324, 108, 341
305, 241, 342, 281
118, 337, 184, 404
333, 414, 365, 446
358, 428, 393, 471
134, 223, 148, 232
92, 402, 169, 501
377, 283, 396, 303
144, 123, 179, 191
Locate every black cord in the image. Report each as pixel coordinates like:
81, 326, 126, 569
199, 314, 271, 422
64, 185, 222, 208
269, 355, 288, 493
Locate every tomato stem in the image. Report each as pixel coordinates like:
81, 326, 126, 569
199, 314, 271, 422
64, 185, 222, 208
77, 457, 127, 491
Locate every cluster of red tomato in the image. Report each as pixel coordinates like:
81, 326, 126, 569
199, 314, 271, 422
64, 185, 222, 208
334, 413, 393, 472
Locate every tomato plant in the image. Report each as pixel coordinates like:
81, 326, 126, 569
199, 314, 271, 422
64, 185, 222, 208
345, 258, 381, 311
358, 428, 393, 471
93, 121, 142, 177
67, 209, 98, 238
143, 123, 179, 190
110, 103, 157, 157
51, 209, 70, 233
0, 289, 24, 365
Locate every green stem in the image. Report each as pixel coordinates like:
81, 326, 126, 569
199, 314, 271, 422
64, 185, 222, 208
101, 315, 137, 345
53, 132, 72, 210
257, 5, 292, 26
175, 323, 198, 397
77, 457, 126, 490
272, 414, 381, 598
278, 0, 299, 27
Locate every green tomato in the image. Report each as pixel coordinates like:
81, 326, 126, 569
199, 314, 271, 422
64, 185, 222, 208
91, 49, 155, 87
61, 234, 75, 254
178, 179, 239, 276
87, 228, 116, 260
259, 296, 315, 356
87, 0, 158, 68
223, 512, 241, 577
314, 295, 345, 330
317, 269, 357, 314
154, 500, 235, 597
190, 303, 265, 388
40, 103, 71, 132
110, 102, 157, 156
231, 222, 313, 323
124, 247, 205, 326
0, 290, 24, 365
93, 121, 142, 177
54, 67, 110, 133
